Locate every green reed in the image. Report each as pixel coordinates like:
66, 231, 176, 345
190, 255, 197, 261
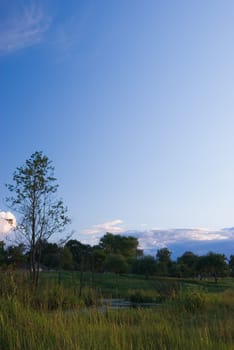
0, 271, 233, 349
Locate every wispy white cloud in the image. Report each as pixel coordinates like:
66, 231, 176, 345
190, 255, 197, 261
82, 219, 125, 235
0, 211, 16, 239
52, 15, 80, 58
0, 1, 51, 55
50, 7, 93, 62
79, 219, 125, 246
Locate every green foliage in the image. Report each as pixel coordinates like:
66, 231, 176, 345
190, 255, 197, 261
156, 248, 172, 264
31, 283, 80, 310
155, 248, 172, 276
229, 255, 234, 277
99, 233, 138, 258
0, 277, 233, 349
176, 251, 199, 277
132, 256, 156, 276
92, 247, 107, 272
65, 240, 92, 271
0, 270, 30, 301
5, 244, 26, 267
196, 252, 228, 281
128, 289, 160, 303
0, 241, 5, 264
40, 241, 60, 269
59, 246, 74, 270
5, 151, 71, 286
103, 254, 128, 274
155, 280, 181, 301
175, 290, 208, 313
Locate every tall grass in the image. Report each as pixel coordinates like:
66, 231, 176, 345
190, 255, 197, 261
0, 271, 233, 349
0, 295, 233, 349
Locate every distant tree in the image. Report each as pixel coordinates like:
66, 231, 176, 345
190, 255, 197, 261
132, 255, 156, 278
65, 240, 92, 270
99, 233, 138, 258
92, 245, 106, 272
156, 248, 172, 264
5, 243, 26, 267
59, 246, 73, 270
103, 254, 128, 274
177, 251, 199, 277
0, 241, 6, 265
136, 249, 144, 258
196, 252, 228, 282
40, 240, 60, 269
118, 236, 139, 258
156, 248, 172, 276
229, 255, 234, 277
6, 151, 70, 287
169, 261, 183, 277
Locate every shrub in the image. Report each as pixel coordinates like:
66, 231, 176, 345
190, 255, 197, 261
156, 281, 180, 301
176, 290, 208, 313
128, 289, 161, 303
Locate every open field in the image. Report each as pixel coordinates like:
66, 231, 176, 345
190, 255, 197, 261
41, 271, 234, 294
0, 272, 233, 349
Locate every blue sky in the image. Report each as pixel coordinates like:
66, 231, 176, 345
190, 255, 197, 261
1, 0, 234, 256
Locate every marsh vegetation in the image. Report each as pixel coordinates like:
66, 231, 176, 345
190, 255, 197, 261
0, 271, 233, 349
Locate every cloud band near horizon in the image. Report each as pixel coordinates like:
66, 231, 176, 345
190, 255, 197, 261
80, 220, 234, 251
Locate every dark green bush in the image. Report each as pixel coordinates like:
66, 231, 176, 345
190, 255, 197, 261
176, 290, 208, 313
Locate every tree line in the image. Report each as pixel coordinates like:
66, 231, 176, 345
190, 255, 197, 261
0, 233, 233, 282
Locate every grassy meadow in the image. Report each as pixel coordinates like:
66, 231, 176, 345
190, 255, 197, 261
0, 271, 233, 349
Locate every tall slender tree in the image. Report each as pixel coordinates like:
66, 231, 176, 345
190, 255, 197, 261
6, 151, 70, 286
